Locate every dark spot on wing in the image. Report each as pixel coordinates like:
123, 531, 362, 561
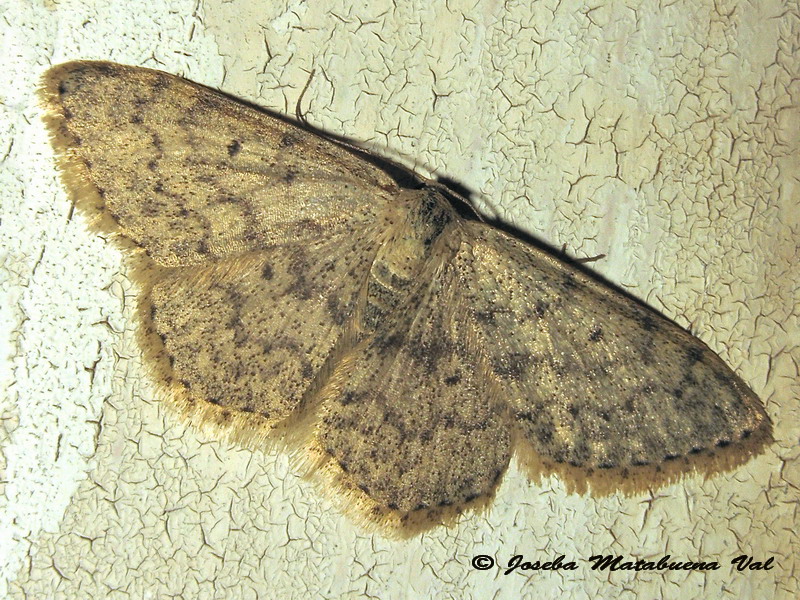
409, 335, 450, 374
474, 309, 498, 326
280, 133, 298, 148
535, 419, 554, 446
685, 346, 704, 366
533, 300, 549, 318
378, 332, 404, 355
293, 218, 325, 236
287, 274, 313, 300
491, 468, 504, 484
325, 295, 349, 326
562, 273, 578, 290
227, 139, 242, 157
641, 314, 658, 331
339, 391, 360, 406
151, 73, 170, 92
444, 374, 461, 386
492, 352, 531, 378
301, 362, 314, 379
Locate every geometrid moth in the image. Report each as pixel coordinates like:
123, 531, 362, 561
41, 61, 771, 533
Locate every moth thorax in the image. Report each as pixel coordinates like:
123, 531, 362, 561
362, 189, 455, 329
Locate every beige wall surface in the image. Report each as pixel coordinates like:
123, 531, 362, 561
1, 0, 798, 598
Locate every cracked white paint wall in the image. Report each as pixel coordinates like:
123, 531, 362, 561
1, 0, 798, 598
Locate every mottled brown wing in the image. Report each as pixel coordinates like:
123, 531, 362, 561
317, 252, 511, 517
146, 223, 383, 431
41, 61, 398, 436
456, 221, 771, 476
41, 61, 396, 267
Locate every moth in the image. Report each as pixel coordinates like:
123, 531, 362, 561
41, 61, 771, 532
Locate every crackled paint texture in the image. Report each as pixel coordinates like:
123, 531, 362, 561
1, 1, 798, 599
